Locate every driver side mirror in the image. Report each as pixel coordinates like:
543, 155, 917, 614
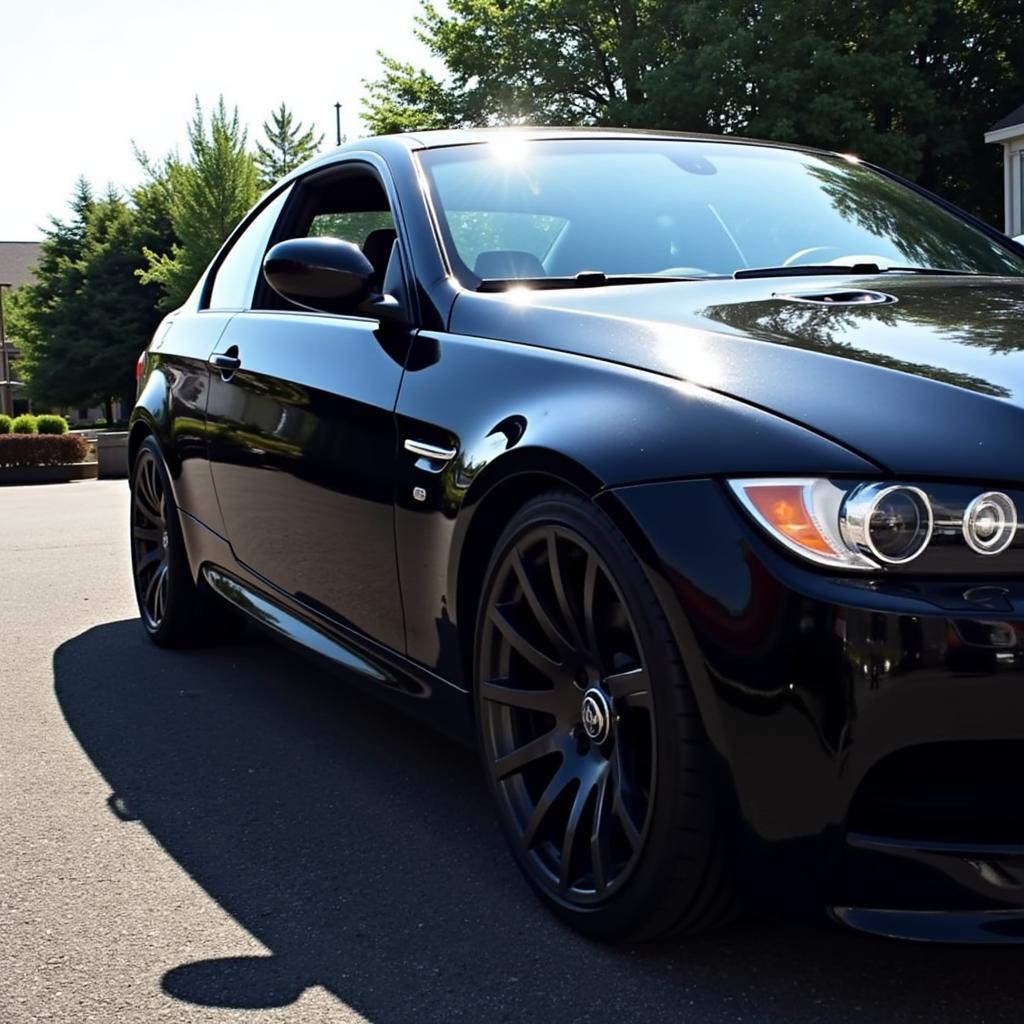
263, 236, 406, 325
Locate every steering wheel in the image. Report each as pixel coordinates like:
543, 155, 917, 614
782, 246, 842, 267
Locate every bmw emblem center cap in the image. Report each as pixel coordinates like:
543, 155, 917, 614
581, 688, 612, 744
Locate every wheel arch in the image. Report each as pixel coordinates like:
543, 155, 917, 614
451, 446, 603, 692
128, 364, 184, 498
127, 417, 155, 476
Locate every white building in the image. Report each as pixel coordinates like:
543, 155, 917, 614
985, 103, 1024, 238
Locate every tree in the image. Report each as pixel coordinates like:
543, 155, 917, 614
363, 55, 471, 135
361, 0, 1024, 222
255, 103, 324, 187
80, 189, 174, 419
13, 178, 96, 412
13, 179, 174, 421
139, 97, 259, 309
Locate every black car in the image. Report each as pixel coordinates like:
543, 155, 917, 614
130, 128, 1024, 944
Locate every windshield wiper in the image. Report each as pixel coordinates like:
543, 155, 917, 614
733, 263, 974, 280
476, 271, 701, 293
477, 264, 976, 290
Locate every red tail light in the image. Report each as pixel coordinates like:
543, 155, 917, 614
135, 350, 146, 384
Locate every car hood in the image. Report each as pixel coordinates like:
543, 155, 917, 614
450, 274, 1024, 481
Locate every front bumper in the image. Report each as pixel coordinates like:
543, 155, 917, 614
602, 479, 1024, 942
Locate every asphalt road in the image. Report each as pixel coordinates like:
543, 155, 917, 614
2, 479, 1023, 1024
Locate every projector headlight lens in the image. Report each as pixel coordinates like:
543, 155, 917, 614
839, 483, 933, 564
963, 491, 1017, 555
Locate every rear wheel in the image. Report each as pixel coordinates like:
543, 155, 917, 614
131, 437, 238, 648
475, 491, 736, 942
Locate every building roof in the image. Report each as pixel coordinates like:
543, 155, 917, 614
0, 242, 42, 289
990, 102, 1024, 134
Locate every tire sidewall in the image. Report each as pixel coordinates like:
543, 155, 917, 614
130, 438, 193, 646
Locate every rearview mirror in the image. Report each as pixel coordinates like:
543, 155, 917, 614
263, 236, 374, 314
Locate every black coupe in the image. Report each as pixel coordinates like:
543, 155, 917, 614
130, 128, 1024, 944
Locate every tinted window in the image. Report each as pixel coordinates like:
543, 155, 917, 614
207, 188, 291, 310
308, 210, 394, 245
419, 140, 1024, 282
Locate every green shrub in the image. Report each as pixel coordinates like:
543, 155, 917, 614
35, 414, 69, 435
11, 414, 37, 434
0, 434, 90, 467
0, 415, 11, 435
93, 418, 107, 428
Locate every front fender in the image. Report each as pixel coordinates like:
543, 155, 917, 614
393, 330, 876, 682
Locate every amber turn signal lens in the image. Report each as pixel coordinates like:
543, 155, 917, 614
730, 478, 878, 570
743, 484, 834, 556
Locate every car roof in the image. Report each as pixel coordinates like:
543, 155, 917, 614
279, 126, 851, 190
348, 126, 845, 159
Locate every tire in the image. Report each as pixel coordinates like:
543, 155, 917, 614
474, 489, 737, 942
130, 436, 239, 648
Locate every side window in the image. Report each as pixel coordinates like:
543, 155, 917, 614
254, 166, 399, 312
207, 187, 291, 311
308, 210, 395, 245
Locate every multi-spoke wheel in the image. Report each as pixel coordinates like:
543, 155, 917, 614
132, 447, 170, 631
475, 491, 736, 942
130, 436, 239, 648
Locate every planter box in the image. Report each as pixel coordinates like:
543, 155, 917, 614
0, 461, 99, 485
96, 431, 130, 479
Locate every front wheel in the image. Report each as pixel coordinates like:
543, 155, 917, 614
474, 491, 736, 942
130, 436, 238, 648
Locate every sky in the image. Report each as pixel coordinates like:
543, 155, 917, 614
0, 0, 438, 239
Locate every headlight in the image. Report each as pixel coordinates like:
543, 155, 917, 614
838, 483, 933, 565
963, 491, 1017, 555
729, 478, 1019, 571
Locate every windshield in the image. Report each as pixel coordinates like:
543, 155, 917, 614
418, 138, 1024, 285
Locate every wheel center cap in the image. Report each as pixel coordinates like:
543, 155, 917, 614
580, 688, 612, 744
162, 532, 169, 550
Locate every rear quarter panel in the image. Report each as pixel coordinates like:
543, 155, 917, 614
131, 309, 236, 535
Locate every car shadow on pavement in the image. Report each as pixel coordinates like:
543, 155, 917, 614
55, 620, 1024, 1024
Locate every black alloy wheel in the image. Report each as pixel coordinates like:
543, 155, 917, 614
479, 522, 656, 900
476, 491, 736, 942
132, 447, 171, 631
130, 436, 239, 648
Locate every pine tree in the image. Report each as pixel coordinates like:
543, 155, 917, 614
14, 178, 96, 410
80, 188, 172, 419
255, 103, 324, 187
14, 179, 174, 418
138, 97, 259, 309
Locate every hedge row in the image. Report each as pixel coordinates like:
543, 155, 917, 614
0, 434, 90, 468
0, 413, 69, 435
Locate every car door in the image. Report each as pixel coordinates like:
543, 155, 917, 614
203, 161, 410, 653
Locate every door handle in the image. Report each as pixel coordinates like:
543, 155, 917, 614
209, 352, 241, 371
404, 439, 457, 462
